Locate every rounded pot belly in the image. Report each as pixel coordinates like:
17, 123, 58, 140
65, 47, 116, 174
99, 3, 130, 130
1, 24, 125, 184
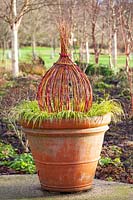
23, 125, 109, 192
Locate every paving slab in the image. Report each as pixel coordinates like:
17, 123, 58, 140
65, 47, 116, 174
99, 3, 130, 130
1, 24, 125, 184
0, 175, 132, 200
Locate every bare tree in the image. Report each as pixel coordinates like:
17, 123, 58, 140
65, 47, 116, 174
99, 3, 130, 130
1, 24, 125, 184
0, 0, 30, 76
0, 20, 10, 64
0, 0, 57, 77
104, 0, 113, 68
78, 0, 90, 71
119, 1, 133, 72
22, 9, 43, 58
89, 0, 106, 65
111, 1, 118, 68
104, 0, 120, 68
119, 0, 133, 115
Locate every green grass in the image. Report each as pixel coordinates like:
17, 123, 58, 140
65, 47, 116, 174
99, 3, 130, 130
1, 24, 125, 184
0, 47, 60, 69
0, 46, 133, 69
90, 54, 133, 68
19, 46, 60, 68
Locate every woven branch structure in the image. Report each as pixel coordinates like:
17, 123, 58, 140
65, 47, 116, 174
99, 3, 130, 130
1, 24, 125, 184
37, 22, 92, 113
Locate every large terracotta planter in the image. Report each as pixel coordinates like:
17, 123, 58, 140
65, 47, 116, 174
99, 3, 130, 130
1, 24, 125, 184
22, 113, 111, 192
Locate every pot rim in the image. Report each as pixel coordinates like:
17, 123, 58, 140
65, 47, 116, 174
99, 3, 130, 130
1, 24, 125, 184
22, 125, 109, 137
21, 113, 111, 129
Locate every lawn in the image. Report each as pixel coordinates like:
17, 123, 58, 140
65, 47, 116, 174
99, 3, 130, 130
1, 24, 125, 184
0, 46, 133, 69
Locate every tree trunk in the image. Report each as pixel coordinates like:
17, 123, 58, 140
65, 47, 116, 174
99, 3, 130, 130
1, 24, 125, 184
108, 30, 113, 68
50, 38, 55, 59
95, 52, 99, 65
127, 68, 133, 116
11, 24, 19, 77
131, 95, 133, 116
32, 33, 36, 59
79, 41, 83, 63
80, 41, 90, 73
109, 36, 113, 68
112, 30, 117, 68
70, 32, 74, 61
1, 40, 5, 63
86, 41, 90, 64
108, 0, 113, 68
125, 41, 130, 73
126, 54, 130, 73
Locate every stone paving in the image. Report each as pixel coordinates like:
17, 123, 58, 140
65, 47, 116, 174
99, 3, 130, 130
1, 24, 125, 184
0, 175, 132, 200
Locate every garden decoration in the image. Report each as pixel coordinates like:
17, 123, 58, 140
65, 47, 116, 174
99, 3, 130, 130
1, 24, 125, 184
19, 22, 123, 192
37, 23, 92, 113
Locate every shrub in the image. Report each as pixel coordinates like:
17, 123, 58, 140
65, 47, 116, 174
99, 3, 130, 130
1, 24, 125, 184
99, 157, 122, 167
0, 142, 36, 174
75, 62, 114, 77
9, 153, 36, 174
0, 142, 17, 159
99, 145, 123, 167
99, 64, 114, 76
94, 81, 113, 90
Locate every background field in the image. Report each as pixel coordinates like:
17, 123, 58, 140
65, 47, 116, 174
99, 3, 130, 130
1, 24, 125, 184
0, 47, 133, 69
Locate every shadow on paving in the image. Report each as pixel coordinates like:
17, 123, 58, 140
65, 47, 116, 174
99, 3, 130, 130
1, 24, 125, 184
0, 175, 132, 200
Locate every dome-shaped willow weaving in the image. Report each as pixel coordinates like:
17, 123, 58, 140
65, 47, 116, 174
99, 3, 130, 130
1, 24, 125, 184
37, 23, 92, 113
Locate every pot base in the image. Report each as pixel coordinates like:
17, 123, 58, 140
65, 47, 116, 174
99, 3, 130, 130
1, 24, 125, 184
41, 183, 92, 192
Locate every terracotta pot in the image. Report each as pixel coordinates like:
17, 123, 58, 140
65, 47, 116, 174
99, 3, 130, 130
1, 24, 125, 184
21, 113, 111, 129
22, 115, 111, 192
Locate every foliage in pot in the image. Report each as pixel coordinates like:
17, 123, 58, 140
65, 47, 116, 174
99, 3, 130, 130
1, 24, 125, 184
12, 22, 123, 192
14, 99, 123, 129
